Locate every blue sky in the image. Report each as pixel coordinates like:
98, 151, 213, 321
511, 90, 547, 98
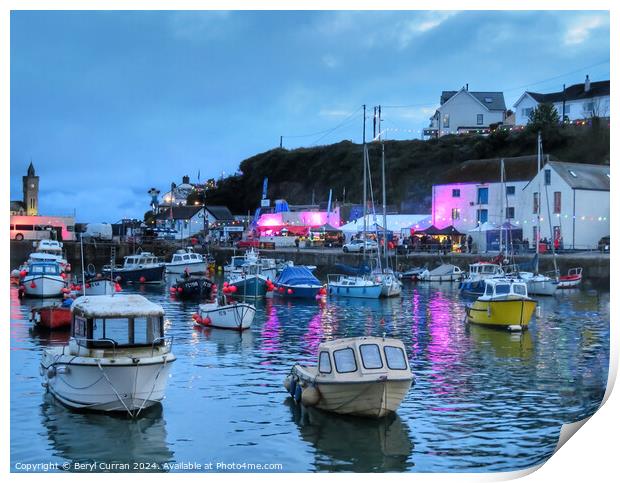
10, 10, 610, 222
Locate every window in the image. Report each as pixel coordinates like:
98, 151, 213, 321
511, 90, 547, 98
506, 186, 515, 196
484, 97, 493, 103
485, 284, 493, 296
477, 209, 488, 224
477, 114, 484, 125
583, 102, 594, 113
568, 170, 578, 178
514, 284, 526, 296
554, 192, 561, 214
564, 104, 571, 114
533, 226, 538, 242
452, 188, 460, 198
477, 187, 488, 204
522, 107, 533, 118
451, 208, 460, 220
495, 284, 510, 295
333, 348, 357, 373
384, 346, 407, 370
544, 169, 551, 185
506, 207, 515, 219
360, 344, 383, 369
442, 114, 450, 128
533, 192, 539, 214
88, 316, 163, 348
318, 351, 332, 373
15, 224, 34, 231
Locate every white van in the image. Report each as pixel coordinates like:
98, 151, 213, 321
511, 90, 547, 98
82, 222, 113, 241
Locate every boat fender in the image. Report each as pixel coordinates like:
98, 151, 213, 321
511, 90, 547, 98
202, 316, 211, 326
301, 386, 321, 407
47, 366, 56, 379
284, 374, 293, 393
294, 383, 302, 403
139, 276, 146, 283
30, 281, 37, 289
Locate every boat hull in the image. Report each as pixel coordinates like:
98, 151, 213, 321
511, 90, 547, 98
31, 306, 72, 330
198, 302, 256, 330
22, 275, 66, 298
103, 265, 165, 285
327, 283, 382, 299
466, 299, 537, 329
380, 280, 402, 298
275, 284, 322, 298
558, 275, 582, 289
292, 367, 412, 418
41, 351, 175, 414
526, 279, 558, 296
228, 275, 268, 299
165, 261, 207, 275
84, 279, 116, 295
173, 277, 214, 300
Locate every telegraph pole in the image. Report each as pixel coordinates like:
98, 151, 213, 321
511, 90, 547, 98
280, 136, 283, 148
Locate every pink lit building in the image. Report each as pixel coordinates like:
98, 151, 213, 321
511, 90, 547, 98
256, 208, 341, 236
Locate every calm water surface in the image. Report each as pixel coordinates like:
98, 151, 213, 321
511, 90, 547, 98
10, 279, 609, 472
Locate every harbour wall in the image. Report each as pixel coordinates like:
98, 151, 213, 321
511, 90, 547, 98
10, 241, 610, 284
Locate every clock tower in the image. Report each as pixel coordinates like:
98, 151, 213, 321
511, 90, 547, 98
23, 162, 39, 216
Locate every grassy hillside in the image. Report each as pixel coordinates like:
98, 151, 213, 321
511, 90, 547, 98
194, 123, 610, 215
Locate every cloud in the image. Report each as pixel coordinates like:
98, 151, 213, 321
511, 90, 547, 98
397, 11, 458, 48
321, 54, 339, 69
168, 11, 233, 41
564, 14, 607, 45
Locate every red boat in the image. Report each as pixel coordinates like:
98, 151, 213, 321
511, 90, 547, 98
30, 304, 72, 330
558, 267, 583, 289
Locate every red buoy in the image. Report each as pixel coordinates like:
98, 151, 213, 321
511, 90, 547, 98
139, 276, 146, 283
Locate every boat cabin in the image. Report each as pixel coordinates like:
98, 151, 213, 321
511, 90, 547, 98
469, 263, 504, 276
28, 262, 62, 276
35, 240, 63, 253
70, 295, 166, 352
314, 337, 411, 381
482, 279, 529, 299
123, 252, 162, 268
170, 251, 203, 264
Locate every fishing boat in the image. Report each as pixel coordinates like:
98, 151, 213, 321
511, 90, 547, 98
82, 277, 117, 295
33, 240, 71, 272
227, 265, 273, 299
466, 278, 537, 331
194, 294, 256, 331
30, 300, 73, 331
102, 252, 165, 285
327, 274, 382, 299
170, 273, 214, 300
516, 271, 559, 296
558, 267, 583, 289
40, 294, 176, 416
284, 336, 414, 418
165, 247, 207, 274
274, 265, 323, 298
20, 261, 67, 298
459, 262, 505, 296
418, 264, 464, 282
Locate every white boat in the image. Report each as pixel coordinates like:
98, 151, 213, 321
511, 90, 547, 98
418, 264, 464, 282
327, 274, 382, 299
196, 294, 256, 331
374, 270, 402, 298
165, 248, 206, 274
285, 336, 414, 418
83, 278, 117, 295
558, 267, 583, 289
459, 262, 505, 295
34, 240, 71, 272
516, 272, 558, 296
40, 294, 176, 416
21, 261, 67, 298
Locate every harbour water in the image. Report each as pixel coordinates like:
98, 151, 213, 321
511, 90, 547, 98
10, 280, 609, 472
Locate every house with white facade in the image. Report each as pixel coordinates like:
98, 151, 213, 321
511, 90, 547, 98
155, 205, 234, 240
518, 161, 609, 250
431, 156, 540, 234
427, 87, 507, 137
513, 75, 610, 126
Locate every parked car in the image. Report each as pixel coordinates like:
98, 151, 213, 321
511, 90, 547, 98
342, 239, 378, 253
598, 235, 610, 253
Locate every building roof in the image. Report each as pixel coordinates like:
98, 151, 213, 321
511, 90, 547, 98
441, 90, 506, 111
205, 205, 234, 220
155, 205, 203, 221
524, 80, 609, 104
439, 155, 548, 184
547, 161, 610, 191
11, 200, 25, 211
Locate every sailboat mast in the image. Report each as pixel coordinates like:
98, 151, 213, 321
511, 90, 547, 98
362, 104, 367, 255
380, 110, 388, 270
500, 158, 504, 256
535, 131, 541, 273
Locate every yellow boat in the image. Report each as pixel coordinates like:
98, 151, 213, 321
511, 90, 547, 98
466, 279, 537, 331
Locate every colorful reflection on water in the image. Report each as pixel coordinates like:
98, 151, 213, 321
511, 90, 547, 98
10, 279, 609, 472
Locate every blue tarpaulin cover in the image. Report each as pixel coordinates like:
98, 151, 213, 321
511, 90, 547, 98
276, 266, 321, 286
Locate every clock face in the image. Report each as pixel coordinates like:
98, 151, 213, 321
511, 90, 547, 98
30, 184, 35, 188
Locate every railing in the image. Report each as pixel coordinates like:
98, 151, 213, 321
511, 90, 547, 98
73, 337, 119, 357
151, 335, 174, 357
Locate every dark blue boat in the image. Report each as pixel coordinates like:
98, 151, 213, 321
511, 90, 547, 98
102, 252, 165, 285
274, 266, 322, 298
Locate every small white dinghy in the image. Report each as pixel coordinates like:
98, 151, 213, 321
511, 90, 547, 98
195, 294, 256, 331
40, 294, 176, 417
285, 336, 414, 418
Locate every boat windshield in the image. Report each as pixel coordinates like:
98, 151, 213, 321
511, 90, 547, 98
513, 284, 527, 296
495, 284, 511, 295
333, 348, 358, 373
360, 344, 383, 369
75, 315, 164, 348
384, 345, 407, 370
318, 351, 332, 373
30, 264, 59, 275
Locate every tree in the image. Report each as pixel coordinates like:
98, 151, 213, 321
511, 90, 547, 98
527, 103, 561, 143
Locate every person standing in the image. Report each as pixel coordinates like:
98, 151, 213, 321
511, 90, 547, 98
294, 237, 300, 252
467, 234, 473, 253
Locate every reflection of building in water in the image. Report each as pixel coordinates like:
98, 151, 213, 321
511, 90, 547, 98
259, 300, 281, 365
288, 400, 413, 472
41, 395, 174, 470
301, 313, 324, 363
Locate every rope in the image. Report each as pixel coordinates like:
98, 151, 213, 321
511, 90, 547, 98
134, 355, 169, 419
96, 360, 134, 417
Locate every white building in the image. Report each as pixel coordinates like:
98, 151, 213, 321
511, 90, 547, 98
513, 75, 610, 126
427, 87, 506, 137
155, 205, 234, 240
431, 156, 539, 234
517, 161, 609, 250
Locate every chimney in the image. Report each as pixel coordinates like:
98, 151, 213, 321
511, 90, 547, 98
466, 83, 469, 91
584, 75, 591, 92
182, 175, 190, 184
